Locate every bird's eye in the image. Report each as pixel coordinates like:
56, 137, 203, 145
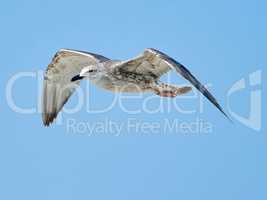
88, 69, 95, 73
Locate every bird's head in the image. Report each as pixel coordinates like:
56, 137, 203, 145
71, 65, 100, 82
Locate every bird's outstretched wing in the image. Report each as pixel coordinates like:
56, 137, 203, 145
42, 49, 109, 126
115, 48, 230, 120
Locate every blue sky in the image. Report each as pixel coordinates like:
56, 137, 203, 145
0, 0, 266, 199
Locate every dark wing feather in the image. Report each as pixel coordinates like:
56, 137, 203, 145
148, 48, 230, 120
114, 48, 230, 120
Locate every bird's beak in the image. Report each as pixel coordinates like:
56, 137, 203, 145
71, 74, 83, 82
71, 67, 91, 82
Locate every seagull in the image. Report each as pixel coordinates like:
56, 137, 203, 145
42, 48, 229, 126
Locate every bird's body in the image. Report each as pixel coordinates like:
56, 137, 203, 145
42, 48, 229, 126
88, 60, 157, 93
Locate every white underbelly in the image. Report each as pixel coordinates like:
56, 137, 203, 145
90, 75, 153, 93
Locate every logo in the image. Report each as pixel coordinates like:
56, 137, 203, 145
227, 70, 262, 131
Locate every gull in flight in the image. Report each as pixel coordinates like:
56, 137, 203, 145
42, 48, 229, 126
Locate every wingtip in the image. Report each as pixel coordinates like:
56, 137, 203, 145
42, 113, 57, 127
224, 112, 234, 124
217, 106, 234, 124
43, 122, 50, 127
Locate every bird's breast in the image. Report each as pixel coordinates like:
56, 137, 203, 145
90, 75, 114, 91
90, 73, 155, 93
